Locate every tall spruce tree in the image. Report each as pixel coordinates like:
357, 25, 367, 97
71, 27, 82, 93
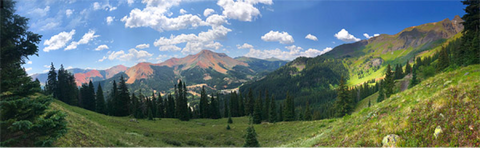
66, 73, 78, 106
335, 76, 351, 117
283, 91, 295, 121
45, 62, 57, 97
456, 0, 480, 66
238, 93, 245, 116
246, 88, 255, 116
263, 90, 270, 121
377, 81, 385, 102
229, 91, 239, 117
268, 95, 277, 123
252, 98, 263, 124
151, 92, 157, 118
405, 61, 412, 75
384, 64, 395, 98
166, 94, 175, 118
409, 65, 419, 88
175, 81, 189, 121
304, 101, 312, 121
96, 84, 106, 114
156, 93, 164, 118
117, 75, 130, 116
86, 80, 96, 111
278, 102, 284, 121
56, 65, 67, 103
1, 1, 67, 145
438, 46, 450, 71
199, 86, 209, 118
107, 80, 117, 116
209, 93, 221, 119
223, 97, 228, 118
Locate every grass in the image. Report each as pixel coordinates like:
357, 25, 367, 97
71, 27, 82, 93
282, 64, 480, 147
52, 100, 326, 147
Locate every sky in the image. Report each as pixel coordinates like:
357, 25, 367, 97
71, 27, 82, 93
16, 0, 466, 75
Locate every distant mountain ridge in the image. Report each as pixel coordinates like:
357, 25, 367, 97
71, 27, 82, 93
31, 65, 128, 86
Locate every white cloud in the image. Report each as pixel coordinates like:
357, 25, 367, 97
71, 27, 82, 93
237, 43, 253, 49
67, 66, 73, 69
24, 67, 32, 72
43, 65, 51, 68
98, 56, 107, 62
180, 8, 187, 14
334, 29, 360, 42
244, 46, 332, 60
127, 0, 134, 6
203, 8, 215, 17
159, 45, 182, 51
30, 6, 50, 17
363, 33, 380, 39
65, 30, 100, 50
261, 30, 294, 44
154, 25, 231, 54
305, 34, 318, 41
107, 48, 153, 62
205, 14, 228, 26
156, 54, 169, 62
136, 43, 150, 49
27, 61, 33, 64
66, 9, 73, 17
95, 45, 109, 51
121, 0, 206, 32
93, 2, 101, 10
106, 16, 115, 25
217, 0, 272, 22
43, 30, 76, 52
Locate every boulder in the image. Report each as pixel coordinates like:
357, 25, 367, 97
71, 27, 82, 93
130, 118, 139, 123
382, 134, 400, 147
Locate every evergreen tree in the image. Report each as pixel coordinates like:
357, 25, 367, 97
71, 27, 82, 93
278, 102, 284, 121
45, 62, 57, 97
246, 88, 255, 116
268, 95, 277, 123
368, 100, 372, 107
117, 75, 130, 116
1, 1, 67, 145
56, 65, 67, 103
66, 73, 78, 106
175, 81, 189, 121
166, 94, 175, 118
199, 86, 209, 118
263, 90, 270, 121
304, 101, 312, 121
108, 80, 118, 116
455, 0, 480, 66
405, 61, 412, 75
437, 46, 450, 71
147, 108, 154, 120
409, 65, 419, 88
335, 76, 351, 117
229, 91, 239, 117
252, 98, 263, 124
85, 80, 96, 111
156, 93, 164, 118
96, 84, 106, 114
238, 93, 245, 116
377, 82, 385, 103
384, 64, 395, 98
243, 125, 260, 147
283, 91, 295, 121
224, 97, 228, 118
151, 92, 157, 118
226, 124, 231, 130
228, 109, 233, 124
131, 93, 141, 118
209, 93, 221, 119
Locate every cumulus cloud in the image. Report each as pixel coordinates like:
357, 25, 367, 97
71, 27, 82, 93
93, 2, 101, 10
93, 2, 117, 11
30, 6, 50, 17
237, 43, 254, 49
121, 0, 206, 32
156, 54, 170, 62
206, 14, 228, 26
180, 8, 187, 14
65, 30, 100, 50
106, 16, 115, 25
107, 48, 153, 62
244, 46, 332, 60
217, 0, 273, 22
136, 43, 150, 49
127, 0, 134, 6
27, 61, 33, 64
334, 29, 360, 42
261, 30, 294, 44
98, 56, 107, 62
24, 67, 32, 72
43, 30, 76, 52
66, 9, 73, 17
95, 45, 109, 51
154, 25, 231, 54
363, 33, 380, 39
305, 34, 318, 41
204, 8, 215, 17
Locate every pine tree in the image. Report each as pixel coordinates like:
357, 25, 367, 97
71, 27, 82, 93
56, 65, 67, 103
85, 80, 96, 111
66, 73, 78, 106
45, 62, 57, 97
226, 124, 231, 130
108, 80, 118, 116
147, 108, 154, 120
224, 97, 228, 118
132, 93, 141, 118
278, 102, 284, 121
175, 81, 189, 121
263, 90, 270, 121
405, 61, 412, 75
243, 125, 260, 147
438, 46, 450, 71
229, 91, 239, 117
335, 76, 351, 117
304, 101, 312, 121
96, 84, 106, 114
456, 0, 480, 66
238, 93, 245, 117
199, 86, 209, 118
252, 97, 263, 124
368, 100, 371, 107
384, 64, 395, 98
228, 109, 233, 124
283, 91, 295, 121
409, 65, 419, 88
1, 1, 67, 145
166, 94, 175, 118
117, 75, 130, 116
377, 81, 385, 103
156, 93, 164, 118
268, 95, 277, 123
246, 88, 255, 116
209, 93, 221, 119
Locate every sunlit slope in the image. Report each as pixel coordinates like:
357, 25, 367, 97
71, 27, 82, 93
282, 65, 480, 147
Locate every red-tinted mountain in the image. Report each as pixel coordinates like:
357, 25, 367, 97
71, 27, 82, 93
31, 65, 128, 86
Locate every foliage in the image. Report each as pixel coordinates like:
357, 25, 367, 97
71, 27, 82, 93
243, 125, 260, 147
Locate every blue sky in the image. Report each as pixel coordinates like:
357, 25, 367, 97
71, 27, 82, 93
17, 0, 465, 75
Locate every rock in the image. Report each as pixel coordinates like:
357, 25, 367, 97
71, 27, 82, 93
464, 72, 469, 76
382, 134, 401, 147
434, 126, 443, 139
197, 122, 206, 126
129, 119, 139, 123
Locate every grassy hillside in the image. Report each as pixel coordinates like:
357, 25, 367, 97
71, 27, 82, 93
282, 64, 480, 147
51, 99, 325, 147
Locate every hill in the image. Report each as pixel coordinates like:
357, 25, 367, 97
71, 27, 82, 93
50, 99, 325, 147
30, 65, 128, 86
281, 64, 480, 147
